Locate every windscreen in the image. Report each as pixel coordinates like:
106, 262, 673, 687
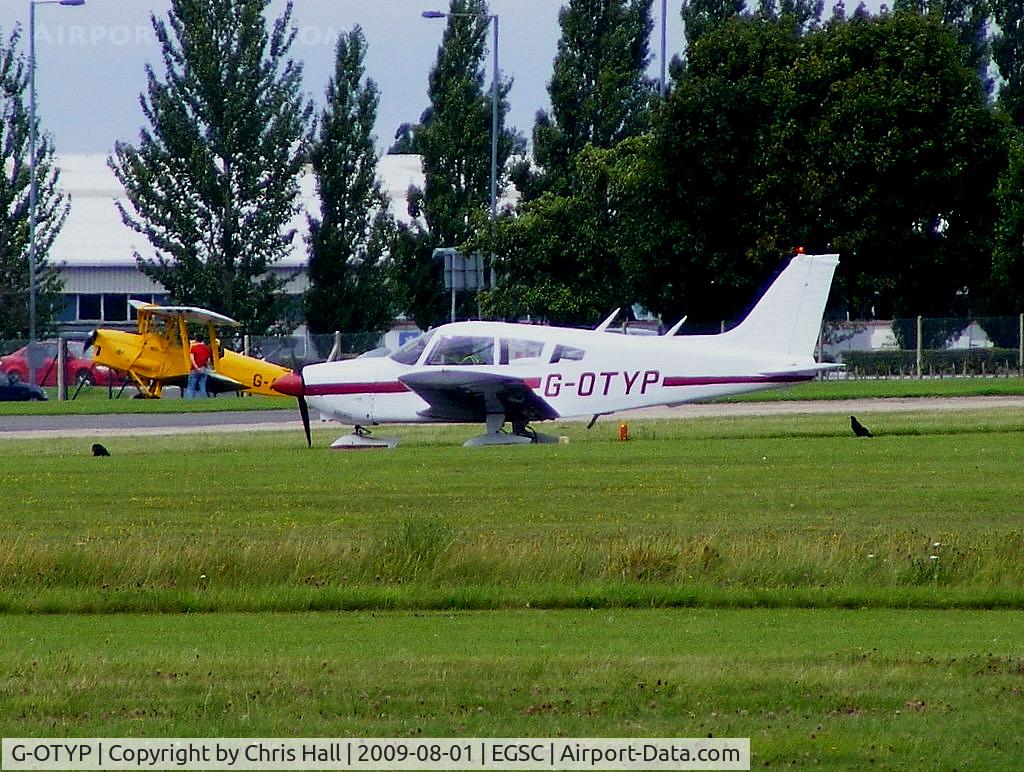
389, 330, 435, 365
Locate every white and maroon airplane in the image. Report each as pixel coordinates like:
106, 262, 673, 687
272, 252, 840, 448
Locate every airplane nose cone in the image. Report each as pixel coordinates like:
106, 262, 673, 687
271, 371, 304, 397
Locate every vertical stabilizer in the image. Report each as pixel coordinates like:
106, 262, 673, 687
718, 253, 839, 357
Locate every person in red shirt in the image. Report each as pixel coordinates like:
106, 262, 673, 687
186, 335, 213, 399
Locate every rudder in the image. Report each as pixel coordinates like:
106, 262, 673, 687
718, 253, 839, 358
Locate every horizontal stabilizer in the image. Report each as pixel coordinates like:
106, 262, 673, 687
760, 363, 844, 379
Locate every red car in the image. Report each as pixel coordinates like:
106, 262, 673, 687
0, 340, 116, 387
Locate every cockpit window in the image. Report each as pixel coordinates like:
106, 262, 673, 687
500, 338, 545, 365
389, 329, 435, 365
549, 344, 585, 363
425, 335, 494, 366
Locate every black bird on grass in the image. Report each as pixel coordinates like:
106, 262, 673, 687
850, 416, 872, 438
91, 443, 110, 457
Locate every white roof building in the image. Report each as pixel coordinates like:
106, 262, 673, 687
50, 153, 426, 329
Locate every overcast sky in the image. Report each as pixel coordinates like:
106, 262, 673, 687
4, 0, 880, 156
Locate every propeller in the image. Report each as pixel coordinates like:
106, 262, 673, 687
270, 369, 311, 447
298, 390, 311, 448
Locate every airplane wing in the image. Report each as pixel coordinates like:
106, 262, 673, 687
399, 370, 560, 423
159, 371, 248, 395
128, 300, 241, 327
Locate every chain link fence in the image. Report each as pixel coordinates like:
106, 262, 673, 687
822, 316, 1024, 377
0, 332, 389, 400
3, 317, 1023, 394
233, 331, 387, 369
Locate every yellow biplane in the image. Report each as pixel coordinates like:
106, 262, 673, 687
86, 301, 290, 398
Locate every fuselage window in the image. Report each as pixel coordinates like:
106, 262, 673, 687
389, 329, 435, 365
499, 338, 545, 365
549, 344, 585, 363
425, 335, 494, 366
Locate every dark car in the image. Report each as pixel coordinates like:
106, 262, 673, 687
0, 374, 47, 401
0, 340, 115, 387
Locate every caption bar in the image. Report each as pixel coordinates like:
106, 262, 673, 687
3, 738, 750, 770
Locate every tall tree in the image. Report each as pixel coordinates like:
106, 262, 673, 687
387, 121, 419, 154
991, 0, 1024, 305
757, 0, 825, 31
993, 0, 1024, 126
942, 0, 993, 87
650, 15, 805, 323
391, 0, 512, 327
992, 131, 1024, 311
304, 27, 395, 335
795, 11, 1004, 316
523, 0, 654, 199
0, 26, 68, 339
412, 0, 512, 246
891, 0, 991, 85
476, 137, 660, 324
652, 11, 1005, 323
109, 0, 312, 334
682, 0, 746, 48
388, 223, 446, 331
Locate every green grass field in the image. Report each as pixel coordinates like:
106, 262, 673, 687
3, 609, 1023, 768
3, 406, 1024, 766
3, 409, 1023, 613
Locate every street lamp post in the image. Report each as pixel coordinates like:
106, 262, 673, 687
27, 0, 85, 384
422, 8, 499, 290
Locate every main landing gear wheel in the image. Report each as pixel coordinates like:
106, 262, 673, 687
329, 425, 399, 450
463, 415, 559, 447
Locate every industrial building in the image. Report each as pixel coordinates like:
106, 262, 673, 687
49, 153, 425, 333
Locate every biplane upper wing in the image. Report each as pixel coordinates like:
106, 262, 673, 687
128, 300, 241, 327
399, 370, 559, 423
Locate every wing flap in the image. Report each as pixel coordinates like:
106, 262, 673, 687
399, 370, 559, 423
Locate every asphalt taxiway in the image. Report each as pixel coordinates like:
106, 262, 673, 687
3, 396, 1022, 441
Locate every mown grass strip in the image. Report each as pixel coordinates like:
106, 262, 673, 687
2, 608, 1023, 768
4, 584, 1024, 616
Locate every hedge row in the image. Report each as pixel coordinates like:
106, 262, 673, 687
839, 348, 1023, 376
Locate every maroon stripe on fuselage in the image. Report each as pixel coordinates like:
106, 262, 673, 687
305, 381, 410, 396
662, 374, 813, 387
307, 376, 544, 397
306, 375, 811, 396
